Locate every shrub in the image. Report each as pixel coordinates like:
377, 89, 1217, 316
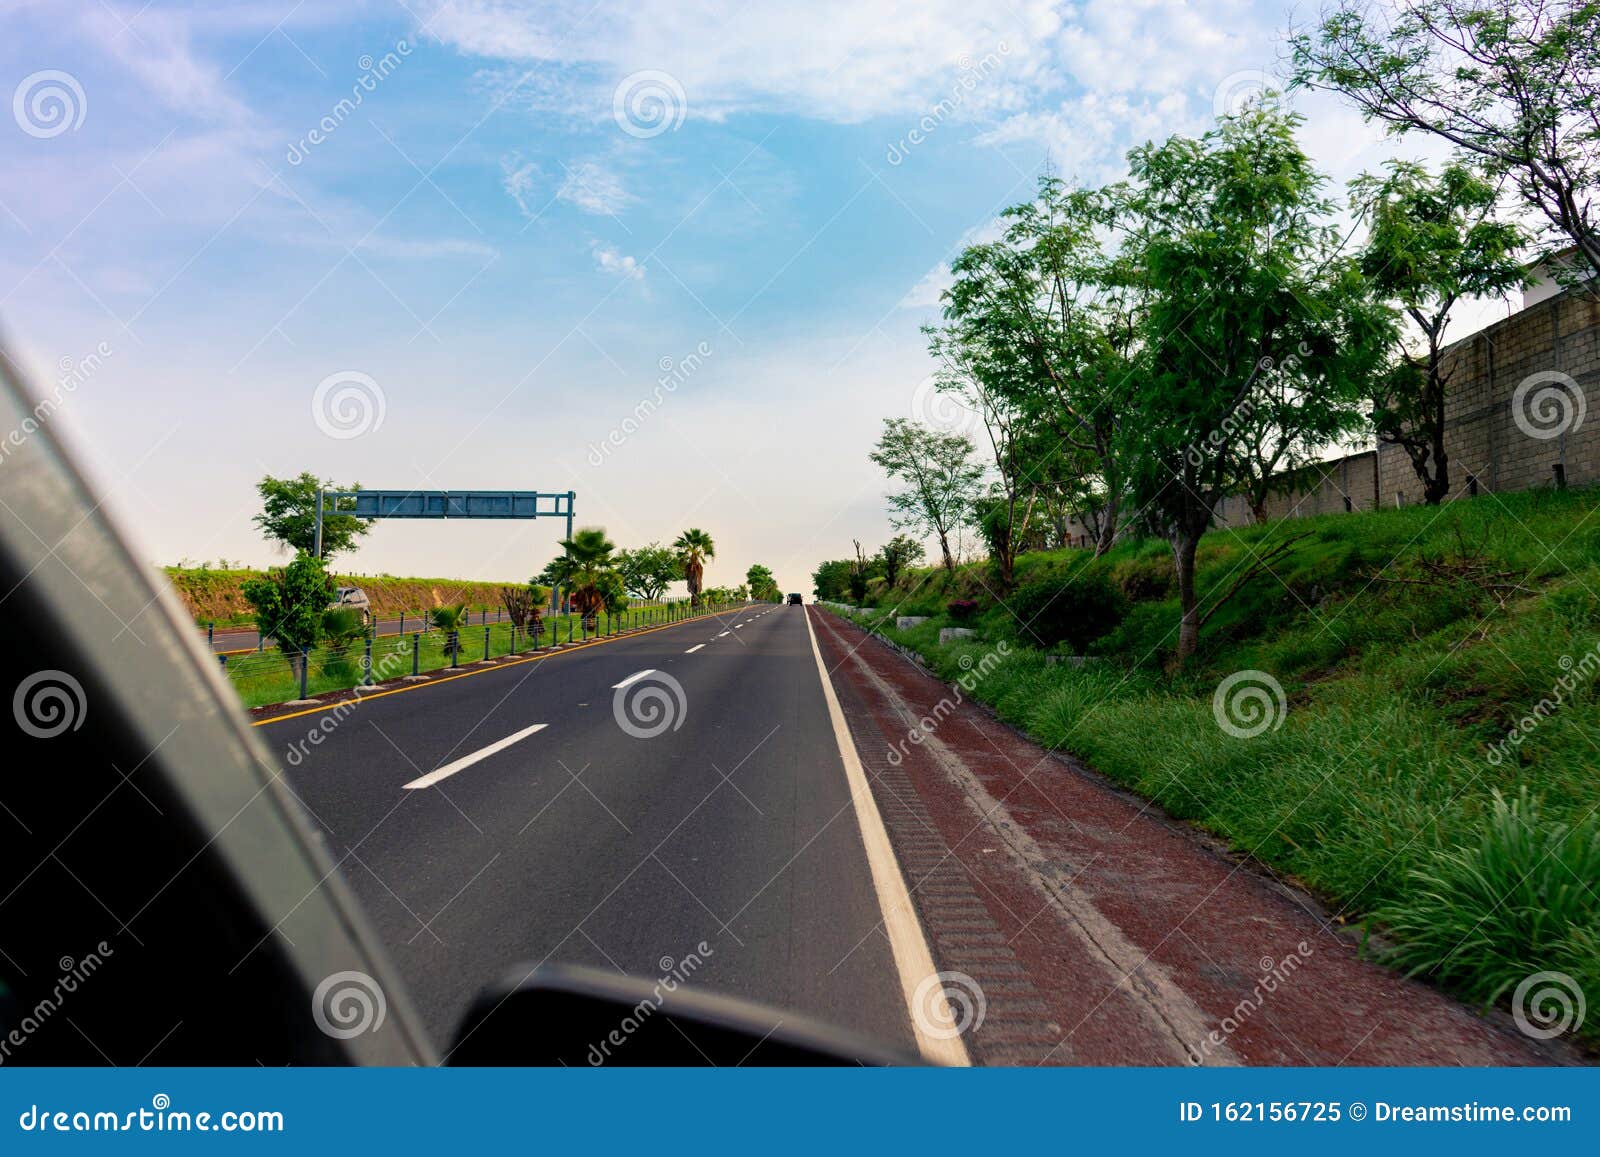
1112, 553, 1172, 601
1374, 789, 1600, 1009
947, 598, 979, 622
1007, 573, 1128, 652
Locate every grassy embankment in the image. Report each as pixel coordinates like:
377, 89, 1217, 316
833, 486, 1600, 1039
164, 566, 519, 627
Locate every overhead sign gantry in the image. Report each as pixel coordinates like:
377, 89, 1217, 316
313, 489, 575, 554
314, 488, 576, 600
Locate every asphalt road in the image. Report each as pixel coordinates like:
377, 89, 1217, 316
262, 604, 916, 1057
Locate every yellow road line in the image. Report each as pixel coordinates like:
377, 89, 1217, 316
250, 615, 719, 728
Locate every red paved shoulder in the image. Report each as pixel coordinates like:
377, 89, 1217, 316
809, 607, 1565, 1067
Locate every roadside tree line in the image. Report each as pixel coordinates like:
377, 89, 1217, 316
861, 0, 1598, 660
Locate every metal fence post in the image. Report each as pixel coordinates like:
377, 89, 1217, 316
483, 625, 491, 661
218, 654, 227, 670
207, 621, 214, 645
362, 634, 374, 685
412, 632, 420, 676
298, 646, 310, 700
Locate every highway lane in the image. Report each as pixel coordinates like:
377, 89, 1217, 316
262, 604, 918, 1057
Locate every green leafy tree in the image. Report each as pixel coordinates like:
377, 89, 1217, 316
253, 473, 371, 559
745, 564, 781, 602
1120, 103, 1394, 660
240, 552, 335, 681
1353, 160, 1530, 504
941, 178, 1138, 555
812, 559, 854, 601
869, 418, 983, 574
1290, 0, 1600, 289
674, 528, 716, 606
617, 543, 683, 601
878, 535, 925, 589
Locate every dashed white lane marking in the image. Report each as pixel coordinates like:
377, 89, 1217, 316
402, 722, 547, 790
718, 631, 731, 637
611, 669, 656, 689
685, 644, 706, 653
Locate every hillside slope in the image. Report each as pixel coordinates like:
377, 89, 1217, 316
841, 486, 1600, 1044
165, 566, 517, 625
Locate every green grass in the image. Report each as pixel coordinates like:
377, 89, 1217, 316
225, 606, 710, 709
841, 486, 1600, 1041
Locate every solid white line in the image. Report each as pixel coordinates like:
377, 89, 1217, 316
611, 669, 655, 689
800, 609, 970, 1067
685, 644, 705, 653
402, 723, 548, 790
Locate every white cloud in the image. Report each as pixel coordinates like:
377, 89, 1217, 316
421, 2, 1390, 193
592, 242, 644, 281
79, 2, 256, 125
355, 235, 500, 261
558, 160, 633, 216
500, 152, 543, 216
421, 0, 1051, 124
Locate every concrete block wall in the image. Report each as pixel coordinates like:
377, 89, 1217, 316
1203, 290, 1597, 532
1059, 289, 1599, 544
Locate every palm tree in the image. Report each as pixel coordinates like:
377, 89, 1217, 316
553, 527, 617, 627
673, 528, 715, 607
430, 602, 469, 667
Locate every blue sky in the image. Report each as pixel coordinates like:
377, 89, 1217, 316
0, 0, 1492, 589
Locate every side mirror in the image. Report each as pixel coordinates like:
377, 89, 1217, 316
449, 963, 923, 1066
